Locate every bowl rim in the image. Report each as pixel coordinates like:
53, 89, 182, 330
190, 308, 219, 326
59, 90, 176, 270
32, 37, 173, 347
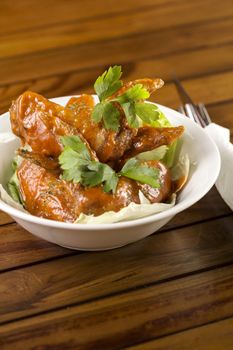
0, 100, 221, 230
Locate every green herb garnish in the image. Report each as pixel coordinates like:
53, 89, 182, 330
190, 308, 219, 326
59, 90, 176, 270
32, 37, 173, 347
135, 145, 168, 161
92, 65, 168, 131
59, 136, 165, 192
94, 65, 123, 102
92, 101, 121, 132
120, 158, 160, 188
59, 136, 118, 193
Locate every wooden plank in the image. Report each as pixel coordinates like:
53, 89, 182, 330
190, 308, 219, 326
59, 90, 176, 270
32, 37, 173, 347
1, 17, 233, 85
0, 211, 14, 225
1, 0, 233, 59
127, 43, 233, 82
126, 317, 233, 349
1, 64, 233, 118
153, 71, 233, 109
0, 0, 159, 35
1, 41, 233, 90
0, 215, 233, 324
163, 187, 231, 230
0, 223, 70, 271
1, 265, 233, 349
0, 187, 231, 271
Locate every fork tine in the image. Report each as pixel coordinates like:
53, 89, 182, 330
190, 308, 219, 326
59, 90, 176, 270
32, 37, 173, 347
197, 103, 212, 125
178, 105, 186, 115
173, 76, 209, 128
178, 104, 197, 125
184, 104, 204, 126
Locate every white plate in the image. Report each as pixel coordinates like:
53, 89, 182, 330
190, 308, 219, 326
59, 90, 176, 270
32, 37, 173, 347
0, 96, 220, 250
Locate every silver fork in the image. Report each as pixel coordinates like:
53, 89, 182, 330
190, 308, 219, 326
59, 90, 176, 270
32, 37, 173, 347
173, 77, 212, 127
173, 77, 233, 211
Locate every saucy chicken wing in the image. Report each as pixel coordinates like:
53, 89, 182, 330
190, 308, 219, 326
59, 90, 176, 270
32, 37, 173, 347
65, 94, 184, 164
64, 79, 165, 163
66, 95, 137, 163
109, 78, 164, 99
123, 125, 184, 159
10, 82, 183, 166
10, 91, 96, 159
17, 156, 172, 222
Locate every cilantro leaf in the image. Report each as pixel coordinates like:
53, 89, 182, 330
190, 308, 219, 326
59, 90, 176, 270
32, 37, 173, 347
59, 136, 164, 191
117, 84, 150, 103
82, 162, 118, 193
135, 102, 160, 124
120, 158, 160, 188
113, 85, 151, 128
59, 136, 119, 193
59, 147, 89, 183
92, 66, 167, 131
121, 102, 140, 128
60, 136, 90, 160
92, 101, 121, 131
91, 103, 103, 123
94, 65, 123, 101
136, 145, 168, 161
102, 103, 121, 131
102, 168, 119, 193
135, 102, 171, 127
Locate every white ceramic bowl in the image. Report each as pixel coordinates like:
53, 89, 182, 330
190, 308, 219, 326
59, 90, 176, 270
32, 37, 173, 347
0, 96, 220, 250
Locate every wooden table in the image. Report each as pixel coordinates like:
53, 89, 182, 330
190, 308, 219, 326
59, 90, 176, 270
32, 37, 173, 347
1, 1, 233, 349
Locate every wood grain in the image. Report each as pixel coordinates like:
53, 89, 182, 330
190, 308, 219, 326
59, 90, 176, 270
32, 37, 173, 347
0, 212, 13, 225
0, 215, 233, 324
1, 41, 233, 89
126, 317, 233, 349
1, 1, 233, 347
143, 71, 233, 111
0, 0, 159, 35
1, 17, 233, 86
0, 187, 231, 272
163, 187, 232, 230
1, 64, 233, 120
1, 265, 233, 349
1, 0, 233, 59
0, 223, 70, 271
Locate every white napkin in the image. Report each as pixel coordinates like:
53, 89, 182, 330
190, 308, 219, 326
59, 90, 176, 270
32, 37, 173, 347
205, 123, 233, 210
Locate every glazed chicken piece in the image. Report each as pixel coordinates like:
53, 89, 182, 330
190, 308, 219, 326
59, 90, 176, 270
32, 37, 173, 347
65, 95, 183, 164
17, 148, 60, 173
17, 156, 172, 222
137, 160, 172, 204
64, 79, 165, 163
122, 125, 184, 159
109, 78, 164, 99
8, 71, 186, 223
10, 82, 183, 165
66, 94, 137, 164
10, 91, 96, 159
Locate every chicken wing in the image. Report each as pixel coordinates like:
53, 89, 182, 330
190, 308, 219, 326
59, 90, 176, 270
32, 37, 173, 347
65, 78, 182, 164
17, 156, 172, 222
123, 125, 184, 159
66, 95, 137, 164
10, 91, 96, 159
109, 78, 164, 99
